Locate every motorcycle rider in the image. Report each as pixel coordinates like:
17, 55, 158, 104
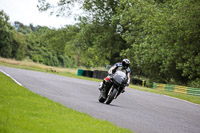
98, 59, 131, 99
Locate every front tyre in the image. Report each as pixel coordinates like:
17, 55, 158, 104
105, 88, 118, 104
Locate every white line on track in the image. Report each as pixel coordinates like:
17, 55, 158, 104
162, 94, 200, 106
0, 69, 23, 86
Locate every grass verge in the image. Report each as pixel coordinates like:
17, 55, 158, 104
0, 57, 199, 105
129, 85, 200, 105
0, 72, 132, 133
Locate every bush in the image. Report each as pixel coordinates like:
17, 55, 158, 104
145, 80, 153, 88
188, 78, 200, 88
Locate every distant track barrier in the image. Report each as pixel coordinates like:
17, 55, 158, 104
77, 69, 145, 86
77, 69, 108, 79
77, 69, 84, 76
131, 78, 146, 86
153, 82, 200, 96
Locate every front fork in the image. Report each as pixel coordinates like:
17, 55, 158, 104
107, 85, 120, 99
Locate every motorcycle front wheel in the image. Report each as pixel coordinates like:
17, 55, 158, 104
105, 88, 118, 104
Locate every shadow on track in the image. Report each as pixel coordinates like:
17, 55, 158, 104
94, 101, 125, 108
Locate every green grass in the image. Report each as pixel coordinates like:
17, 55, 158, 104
0, 73, 132, 133
0, 60, 102, 82
129, 85, 200, 105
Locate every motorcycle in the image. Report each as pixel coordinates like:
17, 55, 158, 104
98, 70, 128, 104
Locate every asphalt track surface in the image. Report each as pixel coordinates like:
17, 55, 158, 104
1, 65, 200, 133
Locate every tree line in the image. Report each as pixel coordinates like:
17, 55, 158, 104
0, 0, 200, 88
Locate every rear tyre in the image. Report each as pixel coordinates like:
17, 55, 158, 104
99, 93, 106, 103
105, 88, 117, 104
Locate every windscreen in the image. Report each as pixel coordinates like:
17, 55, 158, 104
113, 71, 127, 84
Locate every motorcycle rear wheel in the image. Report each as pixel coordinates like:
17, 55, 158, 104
98, 93, 106, 103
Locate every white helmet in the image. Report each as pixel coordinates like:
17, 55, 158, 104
122, 59, 130, 69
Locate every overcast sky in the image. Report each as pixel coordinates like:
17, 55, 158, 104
0, 0, 78, 28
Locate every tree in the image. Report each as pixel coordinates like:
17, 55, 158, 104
119, 0, 200, 86
0, 10, 13, 58
37, 0, 131, 67
25, 25, 78, 67
0, 10, 26, 60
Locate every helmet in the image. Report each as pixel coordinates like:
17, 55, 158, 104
122, 59, 130, 69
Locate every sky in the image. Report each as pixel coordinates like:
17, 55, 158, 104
0, 0, 78, 28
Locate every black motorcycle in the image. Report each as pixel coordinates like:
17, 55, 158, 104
98, 70, 128, 104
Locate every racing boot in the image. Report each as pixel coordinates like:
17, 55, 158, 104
100, 89, 106, 99
98, 82, 104, 90
99, 82, 107, 99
